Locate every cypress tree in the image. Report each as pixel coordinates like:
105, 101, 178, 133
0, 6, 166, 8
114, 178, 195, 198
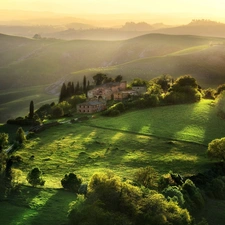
71, 82, 75, 95
29, 100, 34, 119
83, 76, 87, 93
59, 83, 67, 103
75, 81, 80, 95
67, 82, 72, 98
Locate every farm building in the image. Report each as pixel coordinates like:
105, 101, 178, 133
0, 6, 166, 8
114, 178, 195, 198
131, 86, 147, 95
113, 90, 137, 101
76, 100, 107, 114
87, 81, 127, 100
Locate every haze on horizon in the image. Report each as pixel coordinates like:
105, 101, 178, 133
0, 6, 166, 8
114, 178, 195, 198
1, 0, 225, 25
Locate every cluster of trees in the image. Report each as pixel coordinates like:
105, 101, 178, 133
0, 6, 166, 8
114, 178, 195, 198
103, 75, 202, 117
59, 77, 90, 103
67, 170, 211, 225
92, 73, 122, 85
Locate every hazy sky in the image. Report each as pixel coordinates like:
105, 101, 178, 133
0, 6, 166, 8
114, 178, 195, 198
1, 0, 224, 14
1, 0, 225, 24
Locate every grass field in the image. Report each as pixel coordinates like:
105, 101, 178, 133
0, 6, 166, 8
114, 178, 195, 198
9, 99, 225, 187
1, 99, 225, 225
0, 85, 58, 123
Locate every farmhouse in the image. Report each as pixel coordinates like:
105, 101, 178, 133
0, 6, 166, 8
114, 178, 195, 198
131, 86, 147, 95
87, 81, 127, 100
76, 100, 106, 114
113, 90, 137, 101
77, 81, 147, 114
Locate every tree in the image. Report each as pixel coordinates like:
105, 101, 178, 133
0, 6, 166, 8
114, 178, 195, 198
93, 73, 107, 85
75, 81, 80, 94
29, 100, 34, 119
151, 74, 174, 92
61, 173, 82, 193
134, 166, 158, 189
164, 75, 202, 104
51, 106, 64, 118
33, 34, 42, 39
207, 137, 225, 161
216, 83, 225, 96
115, 75, 123, 82
16, 127, 26, 144
0, 133, 8, 152
216, 90, 225, 118
59, 83, 67, 103
83, 75, 87, 93
130, 78, 148, 87
27, 167, 45, 187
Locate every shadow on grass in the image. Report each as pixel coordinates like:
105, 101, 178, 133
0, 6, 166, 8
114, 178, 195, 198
3, 186, 77, 225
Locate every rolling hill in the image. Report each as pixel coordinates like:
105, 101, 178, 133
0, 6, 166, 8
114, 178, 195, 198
1, 32, 225, 122
1, 33, 224, 90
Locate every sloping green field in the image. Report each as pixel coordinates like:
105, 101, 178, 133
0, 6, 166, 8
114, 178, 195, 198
1, 99, 225, 225
88, 99, 225, 145
8, 99, 224, 187
0, 85, 58, 122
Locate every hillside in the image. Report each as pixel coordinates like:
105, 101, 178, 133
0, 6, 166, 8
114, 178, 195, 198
1, 33, 225, 122
1, 100, 225, 225
1, 33, 224, 90
156, 20, 225, 38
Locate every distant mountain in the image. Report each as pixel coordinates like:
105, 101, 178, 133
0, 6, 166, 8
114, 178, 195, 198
155, 19, 225, 38
121, 22, 153, 31
65, 22, 95, 30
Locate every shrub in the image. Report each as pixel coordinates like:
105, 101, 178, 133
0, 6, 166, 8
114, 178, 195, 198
0, 133, 8, 151
134, 166, 158, 189
26, 167, 45, 187
162, 186, 185, 206
182, 179, 205, 211
102, 102, 125, 116
210, 177, 225, 199
164, 75, 202, 104
16, 127, 26, 144
207, 137, 225, 161
51, 106, 64, 118
203, 88, 215, 99
61, 173, 82, 193
216, 91, 225, 119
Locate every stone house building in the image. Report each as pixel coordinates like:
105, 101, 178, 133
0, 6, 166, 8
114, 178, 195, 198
77, 81, 147, 114
87, 81, 127, 100
131, 86, 147, 95
76, 100, 106, 114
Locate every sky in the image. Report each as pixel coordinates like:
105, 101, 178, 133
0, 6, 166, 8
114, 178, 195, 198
1, 0, 225, 24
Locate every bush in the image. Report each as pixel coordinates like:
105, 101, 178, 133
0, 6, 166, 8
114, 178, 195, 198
203, 88, 215, 99
182, 179, 205, 211
102, 102, 125, 116
164, 75, 202, 104
210, 177, 225, 199
51, 106, 64, 118
216, 91, 225, 119
207, 137, 225, 161
134, 166, 158, 189
68, 172, 192, 225
0, 133, 8, 151
26, 167, 45, 187
16, 127, 26, 144
61, 173, 82, 193
162, 186, 185, 206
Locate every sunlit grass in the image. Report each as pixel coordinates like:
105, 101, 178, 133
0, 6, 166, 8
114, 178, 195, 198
88, 99, 225, 145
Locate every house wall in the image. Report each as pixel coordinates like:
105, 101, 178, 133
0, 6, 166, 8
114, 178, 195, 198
77, 102, 106, 114
132, 86, 147, 95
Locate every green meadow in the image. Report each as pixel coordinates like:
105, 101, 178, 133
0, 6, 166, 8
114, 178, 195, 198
1, 99, 225, 224
0, 85, 58, 123
10, 99, 225, 186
